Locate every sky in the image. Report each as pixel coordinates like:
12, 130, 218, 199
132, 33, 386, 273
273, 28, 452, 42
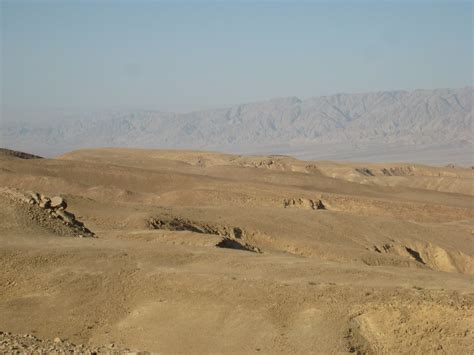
1, 0, 473, 112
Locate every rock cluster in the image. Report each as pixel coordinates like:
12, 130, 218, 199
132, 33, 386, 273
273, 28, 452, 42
0, 187, 95, 238
23, 192, 95, 237
283, 198, 326, 210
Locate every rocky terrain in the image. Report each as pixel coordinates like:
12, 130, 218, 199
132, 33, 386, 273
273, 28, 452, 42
0, 331, 139, 354
0, 147, 472, 354
2, 87, 472, 164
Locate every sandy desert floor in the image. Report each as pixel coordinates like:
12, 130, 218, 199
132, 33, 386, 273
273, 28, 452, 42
0, 147, 472, 354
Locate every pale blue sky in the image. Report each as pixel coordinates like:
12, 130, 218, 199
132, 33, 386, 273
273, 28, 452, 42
2, 0, 473, 112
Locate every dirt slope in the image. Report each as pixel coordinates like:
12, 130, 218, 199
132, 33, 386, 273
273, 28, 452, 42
0, 148, 472, 353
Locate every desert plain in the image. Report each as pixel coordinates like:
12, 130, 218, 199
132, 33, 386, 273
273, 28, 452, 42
0, 147, 473, 354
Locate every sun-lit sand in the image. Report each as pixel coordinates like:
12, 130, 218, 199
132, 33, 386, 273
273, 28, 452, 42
0, 147, 473, 353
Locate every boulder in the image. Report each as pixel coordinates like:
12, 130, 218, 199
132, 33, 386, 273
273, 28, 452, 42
39, 198, 51, 209
29, 192, 40, 203
50, 196, 67, 209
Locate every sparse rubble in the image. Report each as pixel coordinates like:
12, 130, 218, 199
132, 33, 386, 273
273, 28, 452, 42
355, 166, 417, 177
0, 331, 140, 354
283, 198, 326, 210
380, 166, 416, 176
0, 187, 95, 238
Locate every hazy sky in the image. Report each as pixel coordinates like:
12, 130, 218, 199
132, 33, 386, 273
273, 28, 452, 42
1, 0, 472, 112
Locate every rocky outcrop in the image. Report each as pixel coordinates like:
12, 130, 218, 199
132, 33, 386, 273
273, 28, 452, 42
380, 166, 416, 176
371, 241, 474, 274
0, 187, 95, 238
0, 148, 43, 159
283, 198, 326, 210
355, 168, 375, 177
147, 216, 262, 253
26, 192, 94, 237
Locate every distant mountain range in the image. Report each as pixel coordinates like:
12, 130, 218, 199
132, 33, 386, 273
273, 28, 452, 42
1, 87, 472, 165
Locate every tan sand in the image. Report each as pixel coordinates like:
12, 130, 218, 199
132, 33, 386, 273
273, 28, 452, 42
0, 148, 472, 354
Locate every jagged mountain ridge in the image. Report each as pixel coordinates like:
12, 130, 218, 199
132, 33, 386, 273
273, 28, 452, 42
1, 87, 472, 164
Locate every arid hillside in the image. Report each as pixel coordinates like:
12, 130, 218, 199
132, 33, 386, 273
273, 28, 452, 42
0, 147, 473, 354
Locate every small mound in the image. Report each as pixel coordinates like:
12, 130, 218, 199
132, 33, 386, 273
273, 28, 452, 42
0, 148, 43, 159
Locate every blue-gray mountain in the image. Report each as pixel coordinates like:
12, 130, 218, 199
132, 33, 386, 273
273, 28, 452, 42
2, 87, 472, 165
